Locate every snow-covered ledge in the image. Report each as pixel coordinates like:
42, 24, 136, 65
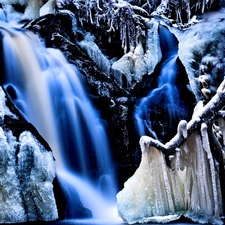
0, 86, 58, 223
117, 78, 225, 225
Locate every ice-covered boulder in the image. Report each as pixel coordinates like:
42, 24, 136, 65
117, 126, 224, 224
40, 0, 56, 17
0, 86, 58, 223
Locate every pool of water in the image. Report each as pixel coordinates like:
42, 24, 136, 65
8, 216, 214, 225
42, 216, 207, 225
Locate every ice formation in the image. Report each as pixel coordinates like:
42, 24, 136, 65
112, 51, 135, 88
17, 131, 58, 221
40, 0, 56, 17
0, 87, 17, 120
0, 86, 58, 223
145, 18, 162, 75
23, 0, 44, 19
116, 141, 185, 224
117, 78, 225, 224
79, 33, 111, 76
111, 18, 161, 88
155, 0, 217, 25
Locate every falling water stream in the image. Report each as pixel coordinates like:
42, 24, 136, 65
135, 26, 188, 142
0, 21, 120, 222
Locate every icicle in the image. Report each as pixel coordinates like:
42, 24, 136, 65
89, 8, 93, 24
121, 21, 127, 53
186, 1, 191, 22
96, 0, 102, 11
151, 147, 164, 215
196, 131, 207, 212
182, 132, 197, 210
201, 123, 220, 218
200, 124, 214, 215
160, 151, 175, 213
218, 117, 225, 146
202, 0, 206, 13
171, 153, 185, 210
107, 19, 115, 32
177, 120, 187, 139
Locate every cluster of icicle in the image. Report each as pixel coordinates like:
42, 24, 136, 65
58, 0, 148, 53
56, 0, 221, 54
117, 78, 225, 225
156, 0, 218, 25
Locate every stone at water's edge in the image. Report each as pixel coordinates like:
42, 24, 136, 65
0, 86, 58, 223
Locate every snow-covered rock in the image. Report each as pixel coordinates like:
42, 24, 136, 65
0, 0, 56, 21
0, 86, 58, 223
177, 8, 225, 101
40, 0, 56, 17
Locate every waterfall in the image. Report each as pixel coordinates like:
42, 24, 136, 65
135, 26, 188, 142
0, 21, 118, 221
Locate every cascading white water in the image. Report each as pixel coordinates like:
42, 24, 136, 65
135, 26, 188, 141
0, 21, 119, 221
135, 55, 179, 138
